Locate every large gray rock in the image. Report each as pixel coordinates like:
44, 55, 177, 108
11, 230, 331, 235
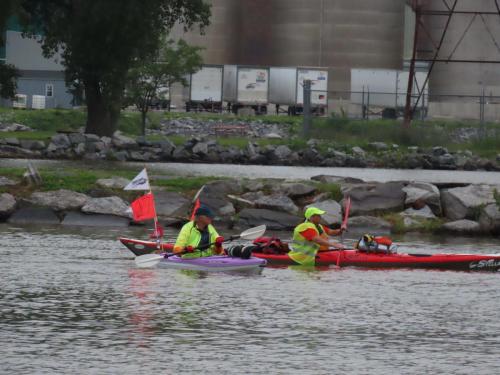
192, 142, 209, 156
442, 219, 482, 234
343, 182, 406, 216
19, 140, 46, 150
401, 205, 437, 219
61, 212, 130, 227
274, 145, 293, 160
68, 132, 86, 145
112, 132, 138, 149
254, 194, 299, 214
403, 182, 441, 215
201, 180, 243, 196
8, 207, 60, 225
29, 189, 89, 211
81, 196, 130, 217
479, 204, 500, 234
236, 208, 300, 231
347, 216, 392, 234
281, 183, 317, 198
0, 193, 16, 219
441, 184, 497, 220
195, 182, 237, 217
154, 191, 191, 219
50, 134, 71, 149
96, 177, 131, 189
305, 200, 342, 226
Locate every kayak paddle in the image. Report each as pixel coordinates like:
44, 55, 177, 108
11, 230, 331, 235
338, 196, 351, 267
134, 225, 267, 268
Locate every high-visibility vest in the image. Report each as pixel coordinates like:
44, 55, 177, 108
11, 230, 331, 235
174, 221, 219, 258
288, 222, 321, 266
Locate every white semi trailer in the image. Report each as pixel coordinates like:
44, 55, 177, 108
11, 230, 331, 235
269, 67, 328, 115
350, 68, 428, 118
186, 65, 224, 112
223, 65, 269, 114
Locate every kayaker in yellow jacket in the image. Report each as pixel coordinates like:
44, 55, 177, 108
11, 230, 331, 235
174, 206, 225, 258
288, 207, 345, 266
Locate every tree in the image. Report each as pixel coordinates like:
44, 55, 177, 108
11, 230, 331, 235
0, 0, 20, 100
18, 0, 210, 137
0, 64, 20, 99
125, 39, 203, 135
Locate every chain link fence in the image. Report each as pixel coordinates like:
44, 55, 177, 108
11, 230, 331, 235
327, 90, 500, 124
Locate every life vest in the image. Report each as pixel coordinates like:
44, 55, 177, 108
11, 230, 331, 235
174, 221, 219, 258
356, 234, 397, 253
288, 222, 321, 266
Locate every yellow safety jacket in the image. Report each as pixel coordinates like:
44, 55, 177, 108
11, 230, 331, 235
288, 222, 321, 266
174, 221, 219, 258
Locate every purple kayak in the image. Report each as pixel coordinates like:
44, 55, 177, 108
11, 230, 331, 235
135, 253, 267, 272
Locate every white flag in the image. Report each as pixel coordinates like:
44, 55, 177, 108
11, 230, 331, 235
124, 168, 150, 191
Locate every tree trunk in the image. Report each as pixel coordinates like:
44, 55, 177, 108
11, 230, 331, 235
141, 110, 147, 136
84, 81, 120, 137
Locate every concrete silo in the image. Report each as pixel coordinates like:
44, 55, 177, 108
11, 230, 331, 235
168, 0, 239, 107
417, 0, 500, 120
170, 0, 239, 65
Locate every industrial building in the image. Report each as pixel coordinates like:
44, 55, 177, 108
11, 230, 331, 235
2, 1, 499, 121
171, 0, 500, 121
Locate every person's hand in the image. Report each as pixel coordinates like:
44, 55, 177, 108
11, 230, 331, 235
215, 236, 225, 246
340, 225, 347, 233
184, 246, 194, 253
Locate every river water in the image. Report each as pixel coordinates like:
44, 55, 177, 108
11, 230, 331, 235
1, 223, 499, 374
2, 159, 500, 184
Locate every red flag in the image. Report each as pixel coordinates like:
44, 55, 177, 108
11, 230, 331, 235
131, 193, 156, 222
190, 198, 201, 221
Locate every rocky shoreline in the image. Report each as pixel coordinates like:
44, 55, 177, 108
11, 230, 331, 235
1, 174, 499, 237
1, 120, 499, 171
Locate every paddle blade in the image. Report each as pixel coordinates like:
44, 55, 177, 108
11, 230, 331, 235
239, 225, 267, 240
135, 254, 164, 268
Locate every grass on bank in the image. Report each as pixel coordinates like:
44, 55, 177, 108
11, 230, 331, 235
0, 166, 221, 197
1, 108, 499, 158
384, 213, 445, 234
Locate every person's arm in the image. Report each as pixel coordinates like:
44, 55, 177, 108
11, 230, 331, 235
211, 226, 225, 255
324, 227, 344, 236
174, 224, 190, 253
312, 235, 345, 250
300, 228, 345, 250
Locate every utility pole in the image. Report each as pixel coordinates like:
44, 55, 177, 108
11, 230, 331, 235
404, 3, 421, 127
303, 80, 312, 138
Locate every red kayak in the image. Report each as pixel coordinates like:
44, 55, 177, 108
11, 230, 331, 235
251, 236, 500, 271
252, 249, 500, 272
119, 237, 500, 272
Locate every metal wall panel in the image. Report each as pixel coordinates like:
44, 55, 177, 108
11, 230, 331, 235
420, 0, 500, 98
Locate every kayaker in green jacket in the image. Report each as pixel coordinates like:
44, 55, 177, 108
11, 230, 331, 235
288, 207, 345, 266
174, 206, 225, 258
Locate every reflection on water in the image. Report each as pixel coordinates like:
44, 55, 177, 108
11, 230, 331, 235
1, 223, 500, 374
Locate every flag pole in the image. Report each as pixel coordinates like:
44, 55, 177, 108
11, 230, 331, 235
145, 166, 162, 250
